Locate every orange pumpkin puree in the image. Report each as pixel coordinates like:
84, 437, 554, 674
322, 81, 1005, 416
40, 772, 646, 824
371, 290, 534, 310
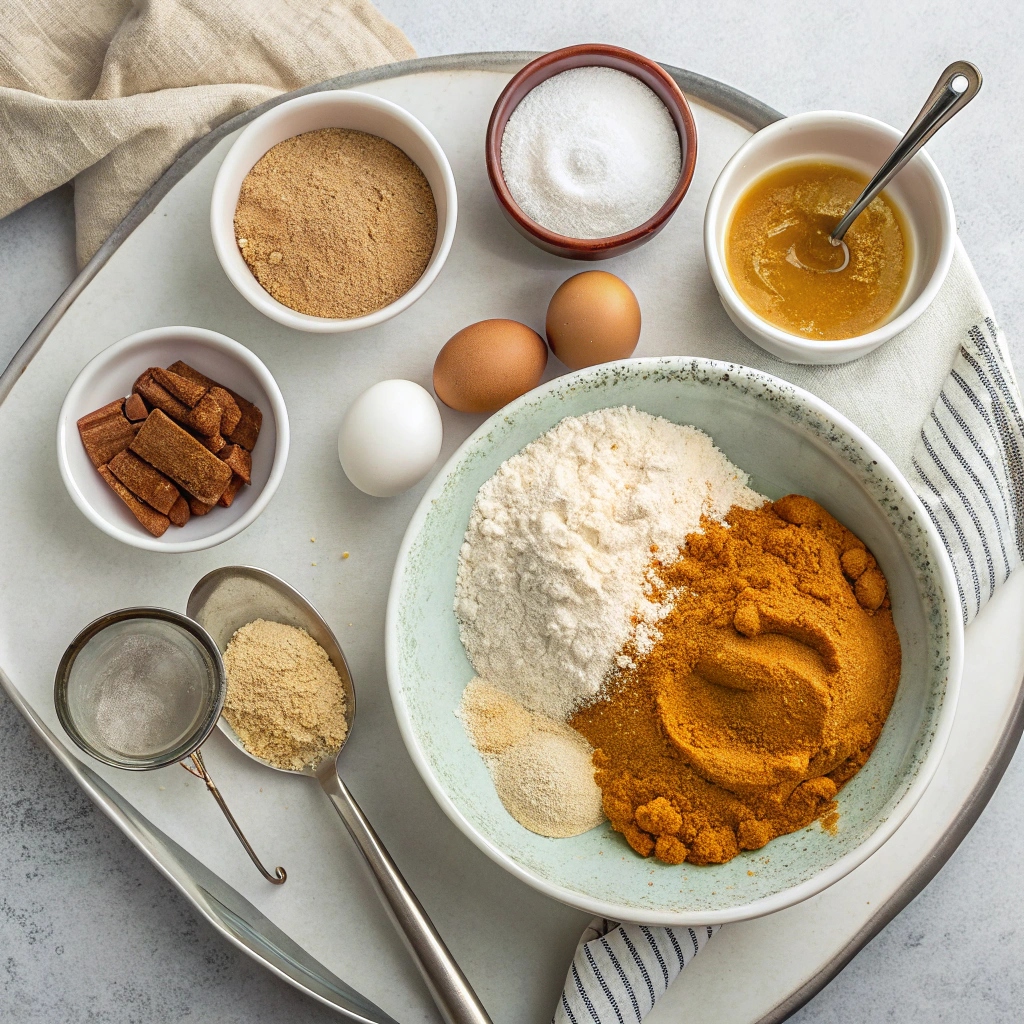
570, 495, 902, 866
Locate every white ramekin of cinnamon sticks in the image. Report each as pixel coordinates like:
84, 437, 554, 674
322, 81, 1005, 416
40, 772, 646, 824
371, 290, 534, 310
57, 325, 289, 552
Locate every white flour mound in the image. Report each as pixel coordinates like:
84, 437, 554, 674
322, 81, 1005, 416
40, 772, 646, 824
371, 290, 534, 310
455, 407, 765, 720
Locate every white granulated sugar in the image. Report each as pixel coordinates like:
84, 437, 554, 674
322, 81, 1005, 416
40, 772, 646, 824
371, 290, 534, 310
500, 66, 682, 239
455, 407, 765, 720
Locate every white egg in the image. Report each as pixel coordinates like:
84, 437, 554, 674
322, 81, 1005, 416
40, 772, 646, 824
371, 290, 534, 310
338, 380, 443, 497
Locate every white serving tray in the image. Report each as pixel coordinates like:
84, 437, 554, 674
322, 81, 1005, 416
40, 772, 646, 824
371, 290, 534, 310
1, 53, 1021, 1024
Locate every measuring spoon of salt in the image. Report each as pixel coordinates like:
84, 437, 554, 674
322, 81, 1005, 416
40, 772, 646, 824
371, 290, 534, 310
187, 565, 492, 1024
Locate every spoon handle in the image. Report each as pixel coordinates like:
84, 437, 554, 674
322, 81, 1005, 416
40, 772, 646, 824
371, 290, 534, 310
317, 765, 493, 1024
830, 60, 982, 243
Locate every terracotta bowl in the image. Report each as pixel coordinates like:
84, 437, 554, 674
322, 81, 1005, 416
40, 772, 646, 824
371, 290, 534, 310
485, 44, 698, 260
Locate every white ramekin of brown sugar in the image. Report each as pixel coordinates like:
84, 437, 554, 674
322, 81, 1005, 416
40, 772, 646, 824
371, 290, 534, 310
210, 90, 458, 334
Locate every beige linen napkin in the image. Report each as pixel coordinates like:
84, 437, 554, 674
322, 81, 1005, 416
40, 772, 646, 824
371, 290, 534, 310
0, 0, 414, 266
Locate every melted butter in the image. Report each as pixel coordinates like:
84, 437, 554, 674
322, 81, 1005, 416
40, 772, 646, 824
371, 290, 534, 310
725, 162, 910, 341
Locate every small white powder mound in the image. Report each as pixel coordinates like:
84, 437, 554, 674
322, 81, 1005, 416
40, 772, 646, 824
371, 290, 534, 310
500, 66, 682, 239
491, 733, 604, 839
459, 678, 604, 838
455, 407, 765, 720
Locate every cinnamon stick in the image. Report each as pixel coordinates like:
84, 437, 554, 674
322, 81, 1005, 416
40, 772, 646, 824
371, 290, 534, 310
134, 370, 222, 437
152, 366, 208, 408
209, 386, 242, 436
78, 399, 124, 431
219, 444, 251, 484
124, 393, 149, 421
168, 495, 191, 527
198, 432, 226, 454
130, 410, 232, 504
167, 361, 262, 450
77, 401, 138, 467
108, 450, 180, 515
218, 473, 245, 508
188, 495, 216, 516
98, 465, 170, 537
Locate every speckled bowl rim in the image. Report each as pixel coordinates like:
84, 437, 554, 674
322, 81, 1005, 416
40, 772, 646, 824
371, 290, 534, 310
385, 356, 963, 925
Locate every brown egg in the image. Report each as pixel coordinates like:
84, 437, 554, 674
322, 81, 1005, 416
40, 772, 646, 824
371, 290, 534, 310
433, 319, 548, 414
546, 271, 641, 370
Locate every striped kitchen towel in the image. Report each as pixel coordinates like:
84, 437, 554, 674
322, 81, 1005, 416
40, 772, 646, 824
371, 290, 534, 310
910, 317, 1024, 625
553, 919, 717, 1024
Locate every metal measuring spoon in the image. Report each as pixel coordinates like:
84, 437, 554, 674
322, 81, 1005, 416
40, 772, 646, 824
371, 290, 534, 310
187, 566, 492, 1024
794, 60, 982, 274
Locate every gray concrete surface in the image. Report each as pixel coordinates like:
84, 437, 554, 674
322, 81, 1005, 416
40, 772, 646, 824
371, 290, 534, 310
2, 2, 1022, 1021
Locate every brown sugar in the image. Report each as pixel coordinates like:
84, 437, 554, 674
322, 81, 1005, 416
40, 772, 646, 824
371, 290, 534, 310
234, 128, 437, 319
570, 496, 902, 867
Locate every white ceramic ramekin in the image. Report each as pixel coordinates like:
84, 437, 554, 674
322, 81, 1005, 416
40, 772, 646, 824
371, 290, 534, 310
57, 326, 289, 552
210, 90, 458, 334
704, 111, 955, 365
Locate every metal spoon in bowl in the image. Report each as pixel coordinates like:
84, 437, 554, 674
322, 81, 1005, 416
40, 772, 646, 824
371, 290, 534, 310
187, 566, 492, 1024
796, 60, 982, 273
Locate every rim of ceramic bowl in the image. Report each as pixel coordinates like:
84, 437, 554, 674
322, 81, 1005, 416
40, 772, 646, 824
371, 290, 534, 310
485, 43, 699, 259
210, 90, 458, 334
704, 110, 956, 363
56, 326, 289, 553
385, 356, 963, 925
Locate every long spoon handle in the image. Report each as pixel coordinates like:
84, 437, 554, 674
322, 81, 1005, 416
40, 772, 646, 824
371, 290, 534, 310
317, 765, 493, 1024
830, 60, 982, 243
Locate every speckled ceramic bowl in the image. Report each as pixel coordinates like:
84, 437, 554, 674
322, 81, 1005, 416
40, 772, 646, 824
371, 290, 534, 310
385, 358, 962, 925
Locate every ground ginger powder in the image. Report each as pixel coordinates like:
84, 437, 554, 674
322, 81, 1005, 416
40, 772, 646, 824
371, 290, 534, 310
570, 495, 901, 866
223, 619, 348, 771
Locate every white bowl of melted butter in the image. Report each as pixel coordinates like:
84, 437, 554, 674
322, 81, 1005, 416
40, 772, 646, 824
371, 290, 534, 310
704, 111, 955, 365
